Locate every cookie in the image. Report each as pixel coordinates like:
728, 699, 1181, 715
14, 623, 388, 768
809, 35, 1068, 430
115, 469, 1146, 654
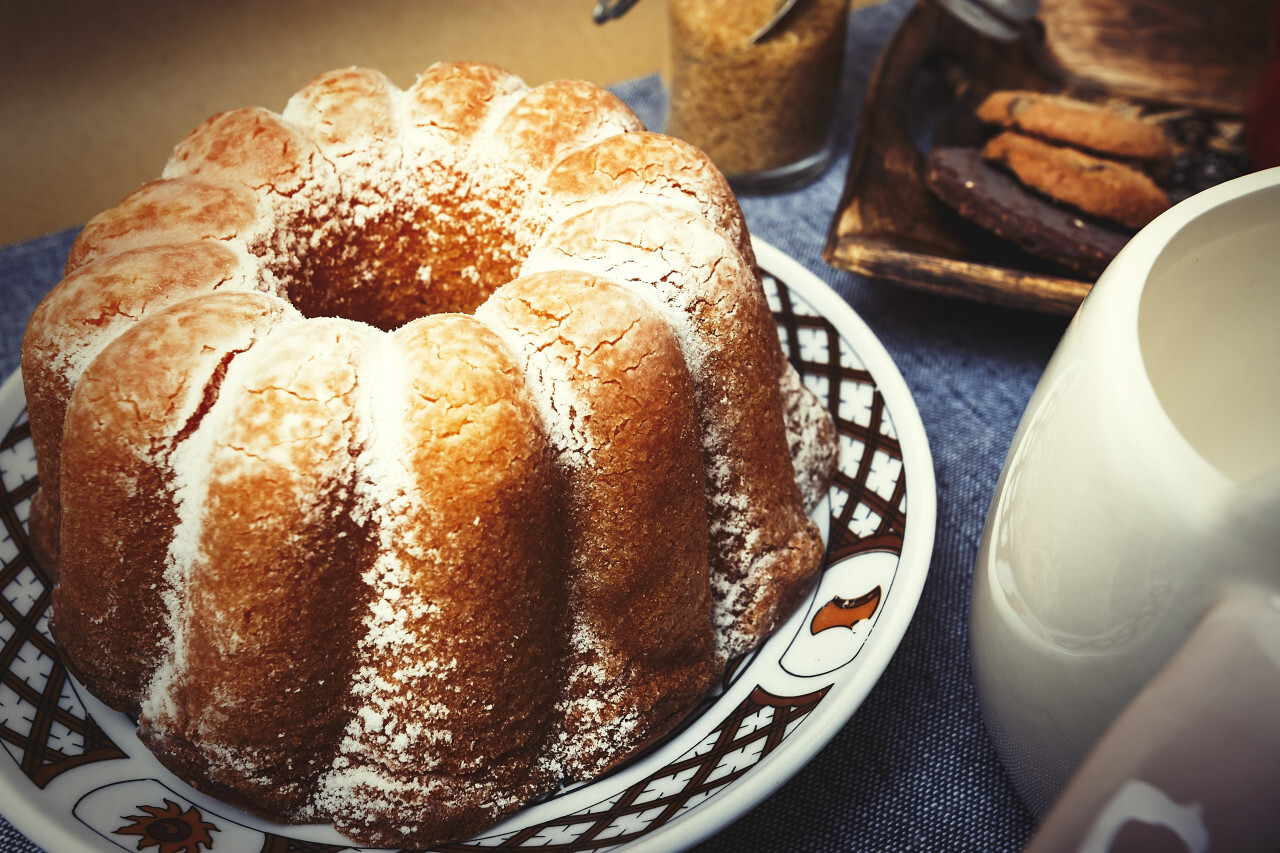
981, 131, 1170, 230
926, 146, 1129, 278
976, 90, 1173, 164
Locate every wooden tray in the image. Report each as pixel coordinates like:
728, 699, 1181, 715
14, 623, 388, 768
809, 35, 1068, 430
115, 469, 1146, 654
824, 0, 1270, 314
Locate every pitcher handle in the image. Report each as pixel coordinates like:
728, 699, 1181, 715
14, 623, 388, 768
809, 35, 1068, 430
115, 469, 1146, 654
1023, 584, 1280, 852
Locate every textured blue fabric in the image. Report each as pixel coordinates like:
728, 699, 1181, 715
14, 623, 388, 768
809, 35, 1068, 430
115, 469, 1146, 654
0, 1, 1053, 849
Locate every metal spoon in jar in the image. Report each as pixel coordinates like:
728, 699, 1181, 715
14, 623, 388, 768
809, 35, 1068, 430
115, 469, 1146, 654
594, 0, 802, 43
592, 0, 643, 24
749, 0, 801, 42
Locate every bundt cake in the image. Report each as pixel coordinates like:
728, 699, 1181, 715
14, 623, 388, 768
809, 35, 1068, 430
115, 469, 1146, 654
21, 62, 839, 848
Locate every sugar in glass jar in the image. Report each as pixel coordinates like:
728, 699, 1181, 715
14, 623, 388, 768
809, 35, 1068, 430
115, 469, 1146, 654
666, 0, 851, 190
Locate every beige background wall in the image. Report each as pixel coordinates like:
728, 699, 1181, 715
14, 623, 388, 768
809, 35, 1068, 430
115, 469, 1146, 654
1, 0, 673, 245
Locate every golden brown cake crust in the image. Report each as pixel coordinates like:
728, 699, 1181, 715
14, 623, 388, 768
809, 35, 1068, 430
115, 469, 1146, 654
320, 314, 564, 846
143, 318, 376, 821
53, 292, 292, 716
406, 62, 527, 143
543, 130, 755, 267
66, 177, 259, 272
491, 78, 642, 174
21, 241, 255, 567
524, 199, 825, 657
163, 106, 325, 196
284, 67, 399, 167
27, 61, 840, 849
479, 271, 718, 778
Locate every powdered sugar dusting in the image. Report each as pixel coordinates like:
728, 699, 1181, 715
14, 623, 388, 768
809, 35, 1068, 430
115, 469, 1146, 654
142, 315, 373, 741
474, 311, 593, 468
42, 60, 838, 849
779, 360, 838, 512
517, 200, 820, 660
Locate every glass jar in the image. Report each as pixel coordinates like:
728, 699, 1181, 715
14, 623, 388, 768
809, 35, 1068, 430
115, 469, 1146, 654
666, 0, 851, 191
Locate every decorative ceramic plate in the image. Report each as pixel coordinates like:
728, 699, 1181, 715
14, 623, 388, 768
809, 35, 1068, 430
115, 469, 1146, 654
0, 239, 935, 853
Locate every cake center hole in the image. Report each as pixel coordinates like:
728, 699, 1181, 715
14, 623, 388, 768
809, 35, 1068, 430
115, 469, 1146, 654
275, 177, 529, 331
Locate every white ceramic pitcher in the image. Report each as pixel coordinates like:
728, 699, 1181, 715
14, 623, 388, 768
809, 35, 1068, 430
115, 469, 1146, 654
971, 167, 1280, 850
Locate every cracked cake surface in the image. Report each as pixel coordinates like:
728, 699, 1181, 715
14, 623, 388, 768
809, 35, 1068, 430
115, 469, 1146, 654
22, 61, 839, 848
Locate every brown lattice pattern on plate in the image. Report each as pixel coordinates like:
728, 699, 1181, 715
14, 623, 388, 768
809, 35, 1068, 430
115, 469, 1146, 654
256, 832, 352, 853
0, 415, 127, 789
433, 685, 830, 853
768, 271, 907, 562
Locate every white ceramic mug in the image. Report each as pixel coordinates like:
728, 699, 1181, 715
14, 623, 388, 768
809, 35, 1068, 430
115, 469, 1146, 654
971, 167, 1280, 850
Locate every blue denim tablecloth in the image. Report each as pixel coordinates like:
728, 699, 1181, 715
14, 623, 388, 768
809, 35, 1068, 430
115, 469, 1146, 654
0, 1, 1057, 849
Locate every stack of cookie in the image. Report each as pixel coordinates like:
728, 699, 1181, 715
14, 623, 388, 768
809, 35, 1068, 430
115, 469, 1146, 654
977, 91, 1173, 230
926, 90, 1177, 278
